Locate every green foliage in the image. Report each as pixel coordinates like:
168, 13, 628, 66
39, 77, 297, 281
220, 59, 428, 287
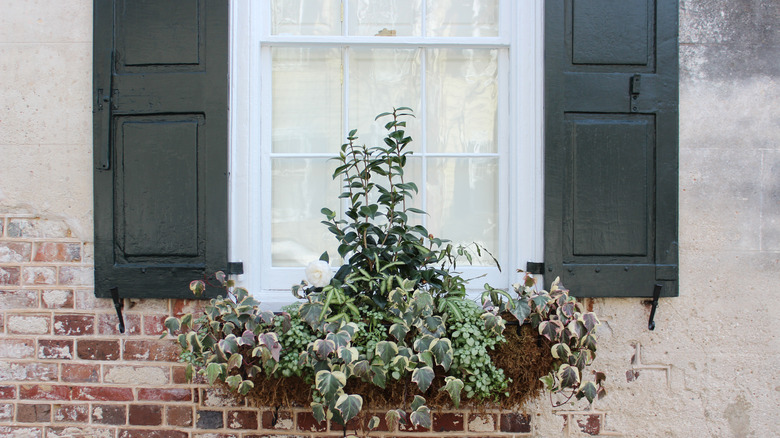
165, 109, 606, 431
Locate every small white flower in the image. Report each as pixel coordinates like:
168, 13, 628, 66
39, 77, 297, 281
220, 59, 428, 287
305, 260, 332, 288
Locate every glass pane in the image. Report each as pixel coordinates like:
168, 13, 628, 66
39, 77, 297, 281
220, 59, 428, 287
427, 49, 498, 153
426, 157, 498, 265
349, 48, 422, 152
272, 48, 342, 153
272, 158, 342, 267
271, 0, 342, 36
348, 0, 422, 36
426, 0, 499, 37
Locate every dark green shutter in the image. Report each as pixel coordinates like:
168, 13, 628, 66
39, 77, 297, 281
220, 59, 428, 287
93, 0, 228, 299
544, 0, 678, 297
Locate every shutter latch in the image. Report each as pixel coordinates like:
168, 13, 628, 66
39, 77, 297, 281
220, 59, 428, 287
227, 262, 244, 275
630, 74, 641, 112
525, 262, 545, 275
647, 283, 662, 330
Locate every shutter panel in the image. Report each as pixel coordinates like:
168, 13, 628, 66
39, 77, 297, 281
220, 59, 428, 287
544, 0, 678, 297
93, 0, 228, 299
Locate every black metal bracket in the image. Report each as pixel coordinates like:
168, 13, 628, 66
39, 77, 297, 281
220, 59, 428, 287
648, 283, 662, 331
110, 287, 125, 334
227, 262, 244, 275
525, 262, 545, 275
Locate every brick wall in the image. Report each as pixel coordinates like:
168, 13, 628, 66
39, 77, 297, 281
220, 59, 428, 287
0, 214, 619, 437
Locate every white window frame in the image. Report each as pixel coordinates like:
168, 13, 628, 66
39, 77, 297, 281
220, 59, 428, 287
229, 1, 544, 310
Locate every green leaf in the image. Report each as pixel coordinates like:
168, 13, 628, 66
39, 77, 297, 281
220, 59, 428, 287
314, 339, 337, 360
441, 376, 464, 408
385, 409, 405, 429
335, 393, 363, 424
581, 312, 600, 331
258, 332, 282, 362
311, 402, 327, 423
557, 364, 580, 388
326, 330, 352, 350
319, 251, 330, 262
539, 320, 564, 342
340, 347, 360, 365
352, 360, 370, 378
300, 302, 329, 328
411, 395, 426, 411
238, 379, 254, 395
225, 374, 242, 390
227, 353, 243, 371
411, 366, 435, 393
389, 322, 409, 342
184, 363, 194, 382
577, 381, 598, 403
219, 334, 238, 355
315, 370, 346, 400
189, 280, 205, 297
509, 299, 531, 323
551, 343, 572, 360
368, 416, 381, 430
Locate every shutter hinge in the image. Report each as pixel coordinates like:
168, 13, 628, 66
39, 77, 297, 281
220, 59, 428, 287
630, 74, 641, 112
525, 262, 545, 275
227, 262, 244, 275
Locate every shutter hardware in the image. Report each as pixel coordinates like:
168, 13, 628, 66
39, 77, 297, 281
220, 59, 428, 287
110, 287, 125, 334
525, 262, 545, 275
227, 262, 244, 275
647, 283, 662, 331
630, 74, 641, 112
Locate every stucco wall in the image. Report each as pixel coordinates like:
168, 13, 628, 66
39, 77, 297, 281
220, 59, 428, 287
0, 1, 777, 437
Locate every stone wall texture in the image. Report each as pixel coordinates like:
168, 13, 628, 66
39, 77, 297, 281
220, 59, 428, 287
0, 1, 777, 437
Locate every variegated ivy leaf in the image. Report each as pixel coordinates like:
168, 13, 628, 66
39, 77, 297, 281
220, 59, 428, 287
411, 366, 434, 393
177, 333, 187, 349
413, 334, 435, 353
189, 280, 205, 297
340, 322, 359, 337
205, 363, 223, 385
311, 402, 327, 423
335, 393, 363, 424
300, 301, 329, 328
557, 364, 580, 388
370, 364, 387, 388
410, 405, 431, 429
238, 330, 255, 347
315, 370, 346, 400
163, 316, 180, 334
430, 338, 453, 371
339, 347, 360, 365
539, 373, 557, 391
389, 322, 409, 342
509, 298, 531, 323
314, 339, 337, 360
581, 312, 600, 332
423, 315, 443, 333
326, 330, 352, 350
539, 320, 564, 342
225, 374, 242, 390
247, 365, 262, 380
219, 334, 239, 355
375, 341, 398, 365
551, 343, 572, 360
531, 293, 550, 310
352, 360, 370, 378
573, 349, 594, 370
186, 332, 202, 354
441, 376, 464, 408
391, 355, 411, 372
410, 395, 426, 411
385, 409, 406, 429
258, 310, 275, 326
411, 290, 434, 316
567, 320, 587, 340
560, 301, 577, 318
388, 288, 407, 308
481, 312, 506, 336
227, 352, 243, 371
577, 381, 598, 403
185, 363, 194, 382
258, 332, 282, 362
238, 379, 254, 395
368, 416, 381, 430
418, 350, 434, 368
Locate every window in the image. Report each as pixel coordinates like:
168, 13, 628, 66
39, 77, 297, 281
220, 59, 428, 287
229, 1, 545, 309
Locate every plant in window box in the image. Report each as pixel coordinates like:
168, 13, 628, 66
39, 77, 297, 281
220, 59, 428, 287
165, 108, 605, 435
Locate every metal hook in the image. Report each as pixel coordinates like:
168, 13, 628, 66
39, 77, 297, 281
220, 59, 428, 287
648, 283, 662, 331
110, 287, 125, 334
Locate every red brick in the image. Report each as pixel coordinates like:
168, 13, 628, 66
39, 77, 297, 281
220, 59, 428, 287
0, 385, 17, 399
0, 362, 58, 382
97, 312, 141, 335
92, 404, 126, 425
577, 414, 601, 435
0, 313, 4, 331
6, 314, 50, 334
0, 266, 21, 285
228, 410, 258, 429
193, 434, 239, 438
119, 429, 188, 438
7, 218, 71, 238
0, 403, 13, 421
0, 289, 38, 309
0, 242, 32, 263
468, 413, 497, 432
33, 242, 81, 262
72, 386, 134, 402
22, 266, 57, 285
172, 366, 189, 384
58, 266, 93, 286
19, 384, 71, 401
53, 314, 95, 335
500, 412, 531, 433
0, 426, 43, 437
123, 339, 180, 362
61, 363, 100, 383
167, 405, 193, 427
144, 314, 168, 335
172, 299, 208, 316
77, 339, 119, 360
38, 339, 74, 359
296, 411, 326, 432
53, 404, 89, 422
433, 412, 464, 432
261, 410, 294, 430
17, 403, 51, 422
0, 338, 36, 359
41, 289, 74, 309
137, 388, 192, 402
129, 404, 163, 426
